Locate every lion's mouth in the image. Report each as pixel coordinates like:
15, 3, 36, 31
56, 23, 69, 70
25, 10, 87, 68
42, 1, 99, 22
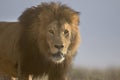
51, 52, 65, 63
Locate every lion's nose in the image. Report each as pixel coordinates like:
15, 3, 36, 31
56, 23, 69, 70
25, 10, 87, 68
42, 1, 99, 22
54, 44, 64, 49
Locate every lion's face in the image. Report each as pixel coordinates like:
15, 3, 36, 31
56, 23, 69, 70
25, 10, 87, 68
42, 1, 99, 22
46, 21, 71, 63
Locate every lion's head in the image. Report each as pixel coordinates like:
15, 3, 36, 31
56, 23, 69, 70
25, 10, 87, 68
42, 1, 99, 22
19, 2, 80, 64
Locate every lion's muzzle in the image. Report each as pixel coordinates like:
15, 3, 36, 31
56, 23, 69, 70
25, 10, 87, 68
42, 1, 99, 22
51, 52, 65, 63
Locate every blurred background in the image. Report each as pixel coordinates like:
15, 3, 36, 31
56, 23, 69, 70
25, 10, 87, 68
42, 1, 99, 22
0, 0, 120, 80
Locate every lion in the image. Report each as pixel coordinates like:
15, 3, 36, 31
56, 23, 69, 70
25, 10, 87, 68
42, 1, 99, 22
0, 2, 80, 80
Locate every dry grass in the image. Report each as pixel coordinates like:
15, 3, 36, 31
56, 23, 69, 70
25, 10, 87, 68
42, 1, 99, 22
69, 67, 120, 80
0, 67, 120, 80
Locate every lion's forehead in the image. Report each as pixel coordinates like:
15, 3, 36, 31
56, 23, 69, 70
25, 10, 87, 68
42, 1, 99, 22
48, 21, 71, 31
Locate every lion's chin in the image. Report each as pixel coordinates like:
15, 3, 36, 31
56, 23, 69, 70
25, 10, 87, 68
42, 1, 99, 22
51, 52, 65, 64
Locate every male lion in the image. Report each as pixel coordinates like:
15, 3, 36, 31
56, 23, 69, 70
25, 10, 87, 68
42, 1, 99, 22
0, 2, 80, 80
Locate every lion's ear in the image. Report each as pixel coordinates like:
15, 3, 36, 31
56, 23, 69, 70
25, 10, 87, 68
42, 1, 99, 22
71, 12, 80, 26
18, 6, 38, 27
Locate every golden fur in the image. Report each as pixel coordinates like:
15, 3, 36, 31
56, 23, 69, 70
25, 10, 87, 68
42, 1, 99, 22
0, 2, 80, 80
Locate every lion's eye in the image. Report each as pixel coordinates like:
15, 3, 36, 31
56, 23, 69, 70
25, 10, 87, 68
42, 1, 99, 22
64, 30, 69, 35
49, 30, 54, 35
